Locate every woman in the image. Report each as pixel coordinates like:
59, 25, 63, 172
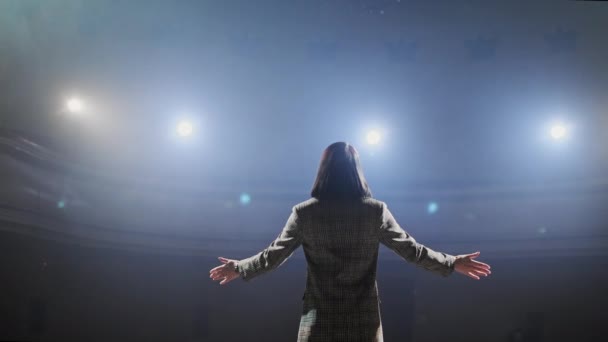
209, 142, 491, 341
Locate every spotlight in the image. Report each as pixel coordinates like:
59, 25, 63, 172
176, 120, 193, 137
550, 124, 567, 140
366, 130, 381, 145
66, 97, 84, 113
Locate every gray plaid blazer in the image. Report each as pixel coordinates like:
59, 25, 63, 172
237, 197, 456, 342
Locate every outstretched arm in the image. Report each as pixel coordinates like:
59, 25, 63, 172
378, 202, 456, 277
378, 202, 491, 279
209, 205, 302, 285
237, 206, 302, 281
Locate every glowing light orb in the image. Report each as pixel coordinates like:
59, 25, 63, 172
57, 200, 66, 209
177, 121, 193, 137
239, 193, 251, 206
66, 98, 84, 113
427, 202, 439, 215
550, 124, 567, 140
366, 130, 381, 145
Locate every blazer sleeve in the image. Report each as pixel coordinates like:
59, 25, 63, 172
378, 202, 456, 277
237, 205, 302, 282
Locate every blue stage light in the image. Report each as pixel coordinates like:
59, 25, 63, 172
427, 202, 439, 215
239, 193, 251, 206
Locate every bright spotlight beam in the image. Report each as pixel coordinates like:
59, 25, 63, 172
366, 130, 381, 145
550, 124, 567, 140
177, 120, 193, 137
66, 97, 84, 113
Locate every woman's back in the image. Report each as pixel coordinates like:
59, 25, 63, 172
298, 197, 384, 306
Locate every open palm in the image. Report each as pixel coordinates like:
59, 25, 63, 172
454, 251, 491, 280
209, 257, 240, 285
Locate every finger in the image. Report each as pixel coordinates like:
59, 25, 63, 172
473, 267, 490, 276
471, 264, 491, 273
209, 268, 224, 275
210, 265, 225, 273
210, 266, 226, 273
218, 257, 229, 264
211, 268, 227, 277
220, 277, 228, 285
468, 251, 481, 259
472, 269, 489, 277
471, 260, 491, 268
467, 271, 480, 280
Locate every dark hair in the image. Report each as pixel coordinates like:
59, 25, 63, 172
311, 142, 372, 200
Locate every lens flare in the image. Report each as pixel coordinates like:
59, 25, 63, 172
427, 202, 439, 215
240, 193, 251, 206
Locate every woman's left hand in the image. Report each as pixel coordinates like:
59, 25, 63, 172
209, 257, 240, 285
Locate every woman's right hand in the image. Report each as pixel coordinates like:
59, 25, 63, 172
454, 251, 491, 280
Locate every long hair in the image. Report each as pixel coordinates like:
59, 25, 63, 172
311, 142, 372, 200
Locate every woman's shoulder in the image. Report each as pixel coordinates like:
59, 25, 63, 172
361, 197, 384, 207
293, 197, 319, 210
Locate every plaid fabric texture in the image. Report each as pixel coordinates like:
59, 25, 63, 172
238, 197, 456, 341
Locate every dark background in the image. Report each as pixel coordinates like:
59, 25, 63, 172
1, 232, 606, 341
